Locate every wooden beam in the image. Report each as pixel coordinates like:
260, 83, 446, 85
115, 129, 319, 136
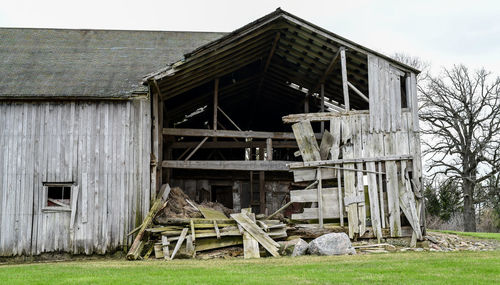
320, 84, 325, 133
263, 32, 280, 74
162, 160, 290, 171
347, 81, 369, 103
317, 169, 324, 228
213, 78, 219, 131
217, 106, 242, 131
184, 137, 209, 161
259, 170, 266, 214
266, 138, 273, 161
127, 184, 170, 260
309, 47, 343, 95
340, 49, 350, 111
163, 127, 322, 140
169, 140, 297, 149
304, 93, 309, 113
177, 146, 193, 160
151, 86, 159, 201
151, 79, 163, 99
282, 110, 370, 123
158, 98, 164, 194
288, 155, 414, 169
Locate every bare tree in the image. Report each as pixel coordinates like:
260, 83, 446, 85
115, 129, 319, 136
392, 53, 431, 81
419, 65, 500, 232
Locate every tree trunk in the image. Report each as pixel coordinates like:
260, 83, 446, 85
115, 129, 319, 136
463, 179, 476, 232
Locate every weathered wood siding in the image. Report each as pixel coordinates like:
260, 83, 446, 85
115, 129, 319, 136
0, 99, 151, 256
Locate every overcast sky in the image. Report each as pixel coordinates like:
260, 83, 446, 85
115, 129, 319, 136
2, 0, 499, 75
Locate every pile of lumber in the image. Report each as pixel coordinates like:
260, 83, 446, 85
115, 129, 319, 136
126, 184, 287, 260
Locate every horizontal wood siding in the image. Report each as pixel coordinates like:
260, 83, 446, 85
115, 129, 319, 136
0, 99, 151, 256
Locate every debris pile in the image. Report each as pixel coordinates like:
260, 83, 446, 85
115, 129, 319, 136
126, 185, 287, 260
424, 231, 499, 252
351, 231, 500, 253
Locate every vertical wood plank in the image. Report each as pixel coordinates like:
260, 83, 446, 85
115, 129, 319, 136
329, 118, 341, 160
341, 116, 358, 238
368, 54, 380, 132
385, 160, 401, 237
213, 78, 219, 131
337, 168, 344, 227
317, 169, 323, 228
320, 83, 325, 133
340, 48, 350, 111
378, 161, 386, 229
291, 120, 321, 162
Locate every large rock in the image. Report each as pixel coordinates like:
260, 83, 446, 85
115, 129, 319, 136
278, 238, 309, 257
308, 233, 356, 255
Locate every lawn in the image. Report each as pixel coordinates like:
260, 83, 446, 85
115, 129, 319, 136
1, 251, 499, 284
431, 230, 500, 242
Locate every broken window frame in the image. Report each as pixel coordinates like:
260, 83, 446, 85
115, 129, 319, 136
41, 183, 74, 212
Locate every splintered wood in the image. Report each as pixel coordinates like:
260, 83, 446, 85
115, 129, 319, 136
286, 108, 423, 243
127, 188, 286, 260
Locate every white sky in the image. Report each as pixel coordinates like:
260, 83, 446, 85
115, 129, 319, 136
1, 0, 500, 75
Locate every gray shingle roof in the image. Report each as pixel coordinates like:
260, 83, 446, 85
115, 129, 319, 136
0, 28, 226, 98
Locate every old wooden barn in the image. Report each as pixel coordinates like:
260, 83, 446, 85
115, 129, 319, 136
0, 9, 424, 257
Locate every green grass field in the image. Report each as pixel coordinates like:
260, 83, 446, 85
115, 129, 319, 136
1, 251, 500, 284
431, 230, 500, 242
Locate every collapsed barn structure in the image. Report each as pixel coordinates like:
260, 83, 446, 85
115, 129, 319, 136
146, 9, 424, 242
0, 8, 424, 257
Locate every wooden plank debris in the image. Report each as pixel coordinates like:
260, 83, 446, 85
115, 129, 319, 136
127, 184, 170, 260
170, 228, 189, 260
213, 220, 221, 239
319, 130, 334, 160
243, 232, 260, 259
292, 120, 321, 162
162, 235, 170, 260
399, 162, 422, 240
199, 207, 228, 219
231, 213, 279, 257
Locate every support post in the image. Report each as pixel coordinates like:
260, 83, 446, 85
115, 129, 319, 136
259, 147, 266, 214
151, 85, 159, 201
317, 168, 324, 228
320, 84, 325, 134
259, 170, 266, 214
151, 79, 164, 197
213, 78, 219, 131
266, 138, 273, 161
158, 98, 163, 191
340, 49, 350, 111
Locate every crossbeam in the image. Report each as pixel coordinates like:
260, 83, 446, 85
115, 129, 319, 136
169, 140, 298, 149
163, 128, 322, 140
288, 155, 414, 169
162, 160, 290, 171
282, 110, 369, 123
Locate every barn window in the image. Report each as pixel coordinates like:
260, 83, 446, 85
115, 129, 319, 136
42, 183, 73, 212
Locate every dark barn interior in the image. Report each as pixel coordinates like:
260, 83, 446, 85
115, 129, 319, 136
146, 9, 416, 217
